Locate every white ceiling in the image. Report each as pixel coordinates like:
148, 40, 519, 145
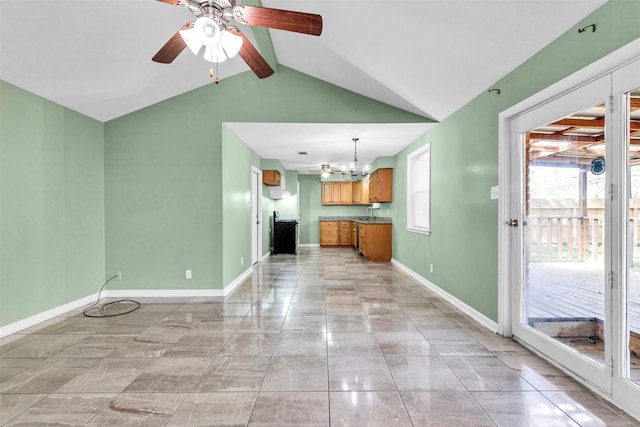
0, 0, 607, 173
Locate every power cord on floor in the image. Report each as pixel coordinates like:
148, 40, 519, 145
83, 274, 141, 318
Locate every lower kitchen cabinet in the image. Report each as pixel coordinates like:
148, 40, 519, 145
320, 221, 354, 246
339, 221, 352, 246
359, 223, 392, 261
320, 221, 339, 246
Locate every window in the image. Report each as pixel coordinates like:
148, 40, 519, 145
407, 142, 431, 235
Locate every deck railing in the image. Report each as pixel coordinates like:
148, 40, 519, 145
528, 216, 638, 263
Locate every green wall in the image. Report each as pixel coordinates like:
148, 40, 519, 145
221, 126, 264, 284
104, 66, 428, 292
0, 81, 105, 326
390, 0, 640, 322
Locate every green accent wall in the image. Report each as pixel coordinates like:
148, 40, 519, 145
103, 66, 427, 292
221, 125, 263, 284
0, 81, 105, 326
390, 0, 640, 322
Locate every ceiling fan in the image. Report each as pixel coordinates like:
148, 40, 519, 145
306, 164, 337, 176
152, 0, 323, 79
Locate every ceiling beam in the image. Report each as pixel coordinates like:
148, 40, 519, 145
242, 0, 278, 72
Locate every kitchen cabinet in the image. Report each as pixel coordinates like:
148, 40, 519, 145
352, 180, 369, 204
359, 223, 392, 261
339, 221, 352, 246
320, 221, 354, 246
321, 182, 338, 205
320, 221, 339, 246
368, 168, 393, 203
321, 181, 353, 205
322, 181, 374, 205
263, 170, 281, 186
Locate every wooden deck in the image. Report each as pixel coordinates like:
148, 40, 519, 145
526, 261, 640, 334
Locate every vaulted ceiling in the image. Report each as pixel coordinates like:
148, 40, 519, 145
0, 0, 607, 173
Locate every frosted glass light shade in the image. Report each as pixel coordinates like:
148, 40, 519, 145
194, 16, 221, 46
220, 30, 243, 58
203, 44, 228, 63
179, 28, 203, 55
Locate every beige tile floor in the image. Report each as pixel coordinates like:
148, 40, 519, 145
1, 247, 640, 426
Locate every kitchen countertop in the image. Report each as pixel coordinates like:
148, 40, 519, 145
319, 216, 392, 224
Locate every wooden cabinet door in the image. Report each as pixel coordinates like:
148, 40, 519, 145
263, 170, 281, 186
376, 168, 393, 202
322, 182, 334, 205
360, 223, 391, 261
339, 182, 353, 204
368, 171, 378, 203
352, 181, 369, 204
359, 224, 367, 257
330, 182, 341, 204
339, 221, 352, 246
368, 168, 393, 203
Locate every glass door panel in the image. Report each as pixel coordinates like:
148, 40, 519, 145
627, 88, 640, 385
523, 103, 608, 365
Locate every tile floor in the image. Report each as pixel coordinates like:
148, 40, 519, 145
1, 247, 640, 426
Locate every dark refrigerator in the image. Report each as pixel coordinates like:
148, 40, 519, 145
273, 211, 299, 255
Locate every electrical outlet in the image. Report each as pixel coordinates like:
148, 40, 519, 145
116, 271, 121, 280
240, 257, 244, 266
186, 269, 192, 279
430, 264, 434, 274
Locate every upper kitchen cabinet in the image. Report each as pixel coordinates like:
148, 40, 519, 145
263, 170, 281, 186
321, 181, 353, 205
352, 180, 369, 205
368, 168, 393, 203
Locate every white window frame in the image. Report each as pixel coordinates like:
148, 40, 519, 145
406, 142, 431, 235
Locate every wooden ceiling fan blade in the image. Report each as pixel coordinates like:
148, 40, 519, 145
152, 23, 192, 64
228, 27, 274, 79
233, 5, 322, 36
156, 0, 182, 5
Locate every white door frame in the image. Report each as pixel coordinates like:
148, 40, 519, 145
498, 37, 640, 419
498, 37, 640, 336
251, 166, 262, 265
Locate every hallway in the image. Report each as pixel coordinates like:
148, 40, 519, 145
1, 247, 639, 426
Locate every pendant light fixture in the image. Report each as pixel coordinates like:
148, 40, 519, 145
342, 138, 370, 181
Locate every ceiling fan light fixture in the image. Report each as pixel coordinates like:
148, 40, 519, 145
194, 16, 221, 47
220, 30, 243, 59
203, 44, 228, 63
321, 171, 330, 178
179, 27, 203, 55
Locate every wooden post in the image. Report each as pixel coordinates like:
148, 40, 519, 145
591, 218, 599, 261
579, 169, 588, 261
567, 218, 574, 260
547, 218, 552, 259
580, 217, 588, 261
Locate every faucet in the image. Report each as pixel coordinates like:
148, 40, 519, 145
365, 207, 374, 221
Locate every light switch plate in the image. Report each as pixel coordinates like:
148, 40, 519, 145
490, 186, 499, 200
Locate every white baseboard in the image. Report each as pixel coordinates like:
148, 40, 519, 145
222, 265, 255, 298
0, 293, 99, 338
391, 258, 498, 333
0, 266, 260, 338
